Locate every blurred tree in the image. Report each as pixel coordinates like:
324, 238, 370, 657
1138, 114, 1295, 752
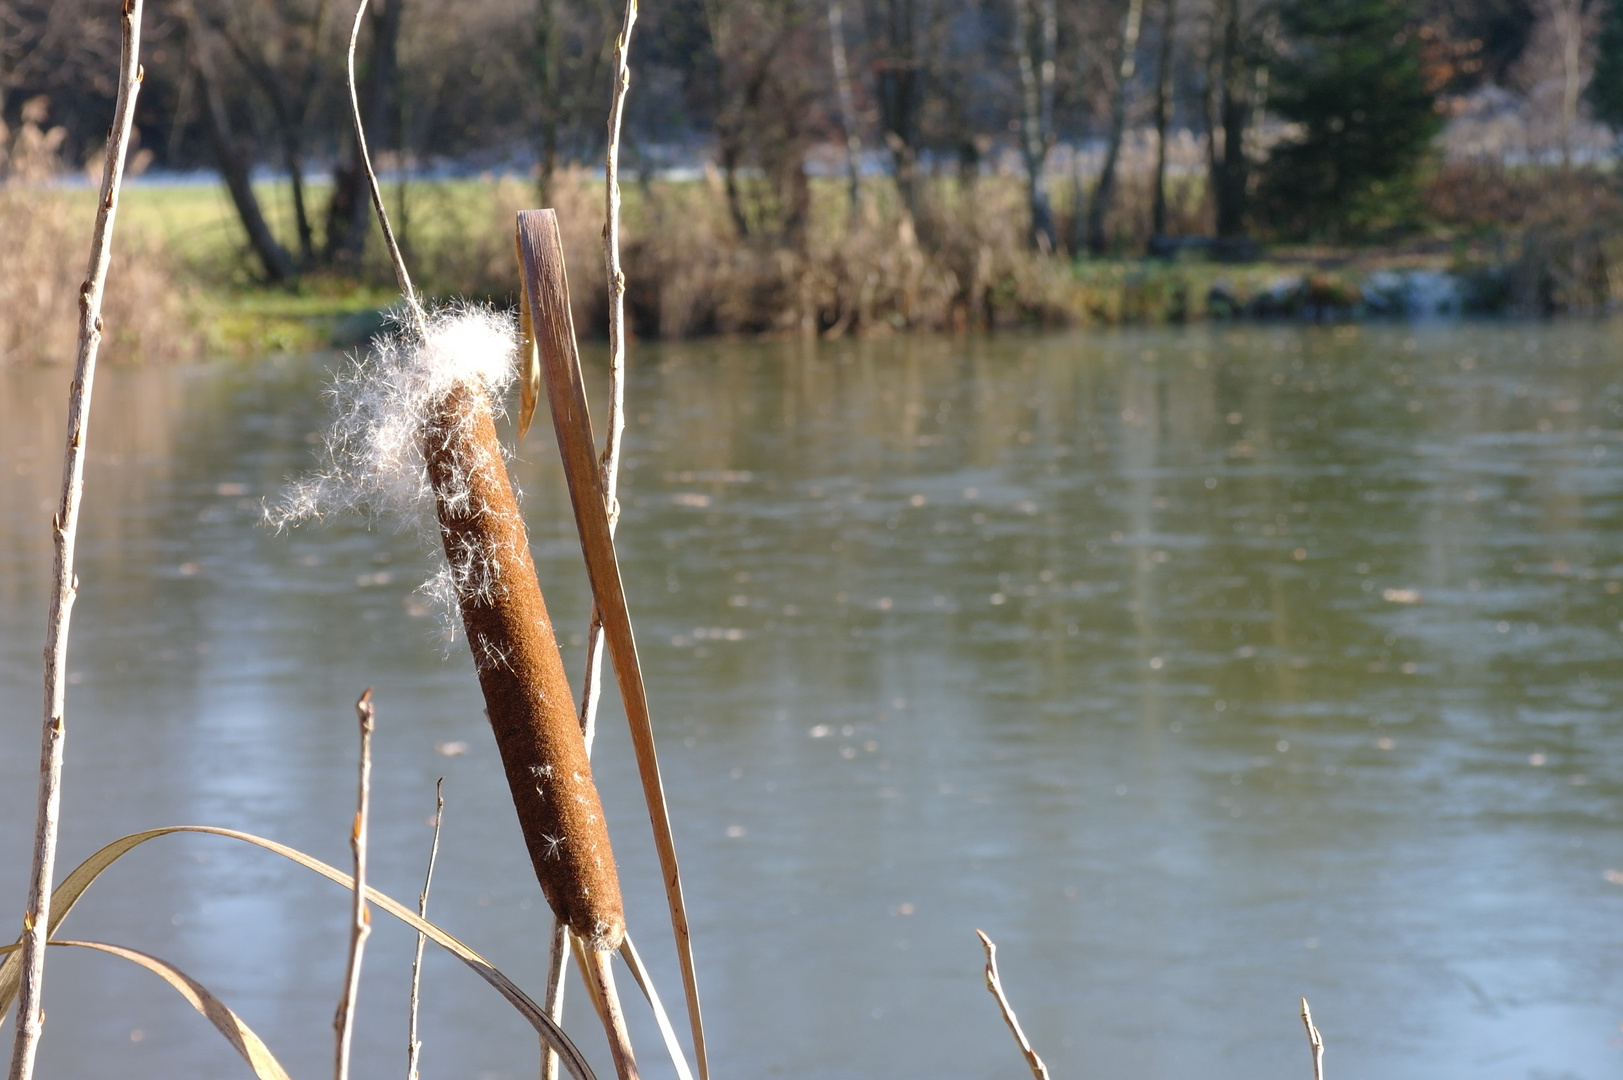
535, 0, 613, 205
1201, 0, 1268, 240
704, 0, 823, 246
179, 0, 299, 282
206, 0, 333, 266
1149, 0, 1178, 242
324, 0, 404, 264
1257, 0, 1443, 238
1589, 0, 1623, 130
1085, 0, 1143, 253
1012, 0, 1057, 250
1418, 0, 1535, 87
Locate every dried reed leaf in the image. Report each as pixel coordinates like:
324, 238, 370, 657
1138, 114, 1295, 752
618, 933, 696, 1080
0, 826, 598, 1080
516, 240, 543, 439
517, 207, 707, 1079
0, 939, 289, 1080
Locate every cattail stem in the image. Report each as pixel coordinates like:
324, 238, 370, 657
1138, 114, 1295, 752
573, 936, 640, 1080
420, 380, 625, 952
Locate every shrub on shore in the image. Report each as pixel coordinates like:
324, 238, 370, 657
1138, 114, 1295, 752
0, 105, 200, 366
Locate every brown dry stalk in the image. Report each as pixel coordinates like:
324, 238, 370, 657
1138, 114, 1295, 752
545, 0, 639, 1068
7, 4, 144, 1079
976, 930, 1051, 1080
573, 938, 640, 1080
520, 208, 707, 1080
334, 690, 376, 1080
421, 380, 625, 950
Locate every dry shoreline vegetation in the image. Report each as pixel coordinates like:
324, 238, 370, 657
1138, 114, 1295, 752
7, 136, 1623, 361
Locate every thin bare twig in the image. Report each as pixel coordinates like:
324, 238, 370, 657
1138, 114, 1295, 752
334, 690, 376, 1080
6, 5, 145, 1079
975, 930, 1051, 1080
543, 0, 645, 1071
1300, 998, 1324, 1080
585, 0, 640, 756
541, 919, 571, 1080
344, 0, 425, 338
407, 779, 444, 1080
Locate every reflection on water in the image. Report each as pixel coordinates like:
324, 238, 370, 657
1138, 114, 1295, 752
2, 322, 1622, 1080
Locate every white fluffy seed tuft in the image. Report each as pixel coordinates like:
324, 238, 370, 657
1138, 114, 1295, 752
268, 304, 520, 623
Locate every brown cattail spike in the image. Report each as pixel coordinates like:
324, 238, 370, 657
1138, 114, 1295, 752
421, 379, 624, 951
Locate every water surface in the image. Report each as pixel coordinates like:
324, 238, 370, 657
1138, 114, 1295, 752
3, 321, 1622, 1080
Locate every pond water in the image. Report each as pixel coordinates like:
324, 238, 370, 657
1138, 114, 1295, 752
2, 320, 1622, 1080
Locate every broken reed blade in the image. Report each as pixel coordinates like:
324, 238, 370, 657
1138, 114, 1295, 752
421, 378, 625, 952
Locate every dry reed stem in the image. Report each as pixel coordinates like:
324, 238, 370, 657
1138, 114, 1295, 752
975, 930, 1051, 1080
571, 937, 640, 1080
545, 0, 639, 1067
407, 778, 445, 1080
519, 209, 706, 1080
1300, 998, 1324, 1080
334, 690, 376, 1080
7, 5, 144, 1078
542, 918, 572, 1080
616, 934, 695, 1080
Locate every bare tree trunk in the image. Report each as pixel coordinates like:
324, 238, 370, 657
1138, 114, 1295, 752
1086, 0, 1144, 254
1555, 0, 1584, 170
1150, 0, 1178, 242
828, 0, 864, 220
219, 0, 331, 268
876, 0, 921, 221
719, 137, 751, 238
1013, 0, 1056, 250
327, 0, 405, 264
1210, 0, 1251, 240
181, 2, 296, 284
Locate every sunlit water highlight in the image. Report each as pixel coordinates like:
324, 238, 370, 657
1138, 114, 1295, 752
3, 320, 1622, 1080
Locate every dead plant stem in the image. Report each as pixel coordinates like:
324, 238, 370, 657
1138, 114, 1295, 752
1300, 998, 1324, 1080
7, 5, 144, 1078
541, 919, 572, 1080
544, 0, 639, 1073
975, 930, 1051, 1080
407, 779, 444, 1080
334, 690, 375, 1080
572, 937, 639, 1080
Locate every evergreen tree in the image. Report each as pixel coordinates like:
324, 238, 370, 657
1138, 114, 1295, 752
1589, 0, 1623, 132
1258, 0, 1443, 239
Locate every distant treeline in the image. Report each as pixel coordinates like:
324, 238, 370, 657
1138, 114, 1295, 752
0, 0, 1608, 282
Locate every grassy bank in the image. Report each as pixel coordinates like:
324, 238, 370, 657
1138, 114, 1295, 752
4, 163, 1623, 363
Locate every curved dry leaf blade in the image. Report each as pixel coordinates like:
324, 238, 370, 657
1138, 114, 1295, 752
0, 826, 598, 1080
619, 933, 696, 1080
518, 207, 708, 1080
515, 233, 542, 440
0, 940, 289, 1080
